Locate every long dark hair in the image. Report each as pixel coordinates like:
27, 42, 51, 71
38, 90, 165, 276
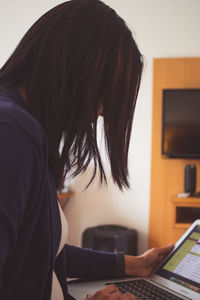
0, 0, 143, 190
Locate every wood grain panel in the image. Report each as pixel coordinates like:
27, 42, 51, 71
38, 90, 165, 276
149, 57, 200, 248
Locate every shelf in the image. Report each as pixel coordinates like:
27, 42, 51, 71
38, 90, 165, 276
58, 191, 74, 200
171, 195, 200, 205
58, 191, 74, 208
173, 223, 192, 229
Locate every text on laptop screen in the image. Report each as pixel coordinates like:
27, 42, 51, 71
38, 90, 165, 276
156, 225, 200, 294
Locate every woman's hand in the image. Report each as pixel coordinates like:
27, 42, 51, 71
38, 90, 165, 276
85, 244, 174, 299
86, 285, 136, 299
125, 243, 174, 277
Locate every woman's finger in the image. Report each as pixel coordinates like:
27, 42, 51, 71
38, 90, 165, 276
122, 292, 137, 299
102, 284, 120, 293
86, 284, 122, 299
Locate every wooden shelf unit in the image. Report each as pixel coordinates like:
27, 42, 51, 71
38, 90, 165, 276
148, 57, 200, 248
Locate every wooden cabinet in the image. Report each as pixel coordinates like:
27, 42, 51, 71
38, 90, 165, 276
148, 57, 200, 248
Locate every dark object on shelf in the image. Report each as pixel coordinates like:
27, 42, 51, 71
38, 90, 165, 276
184, 164, 196, 195
82, 225, 138, 255
191, 191, 200, 198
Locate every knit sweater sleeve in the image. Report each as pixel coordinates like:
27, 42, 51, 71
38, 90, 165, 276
64, 244, 125, 279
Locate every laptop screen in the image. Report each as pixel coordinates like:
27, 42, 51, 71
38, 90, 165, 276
156, 225, 200, 294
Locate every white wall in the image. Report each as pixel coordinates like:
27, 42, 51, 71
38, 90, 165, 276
1, 0, 200, 254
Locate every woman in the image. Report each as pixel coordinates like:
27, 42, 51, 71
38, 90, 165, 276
0, 0, 173, 299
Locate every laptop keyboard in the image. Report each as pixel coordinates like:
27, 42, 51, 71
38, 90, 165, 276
106, 279, 185, 300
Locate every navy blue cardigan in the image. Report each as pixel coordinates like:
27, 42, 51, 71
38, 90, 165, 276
0, 88, 124, 300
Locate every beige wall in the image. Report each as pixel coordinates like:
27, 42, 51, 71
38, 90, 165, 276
1, 0, 200, 254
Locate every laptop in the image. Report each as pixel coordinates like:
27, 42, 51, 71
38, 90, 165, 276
68, 219, 200, 300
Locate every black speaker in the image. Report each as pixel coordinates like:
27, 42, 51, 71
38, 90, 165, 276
82, 225, 138, 255
184, 164, 196, 195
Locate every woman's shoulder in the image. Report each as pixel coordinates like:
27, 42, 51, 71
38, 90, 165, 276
0, 89, 47, 150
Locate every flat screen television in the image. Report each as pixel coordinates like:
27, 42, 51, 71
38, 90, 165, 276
162, 89, 200, 158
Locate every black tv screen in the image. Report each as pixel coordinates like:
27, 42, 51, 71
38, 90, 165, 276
162, 89, 200, 158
